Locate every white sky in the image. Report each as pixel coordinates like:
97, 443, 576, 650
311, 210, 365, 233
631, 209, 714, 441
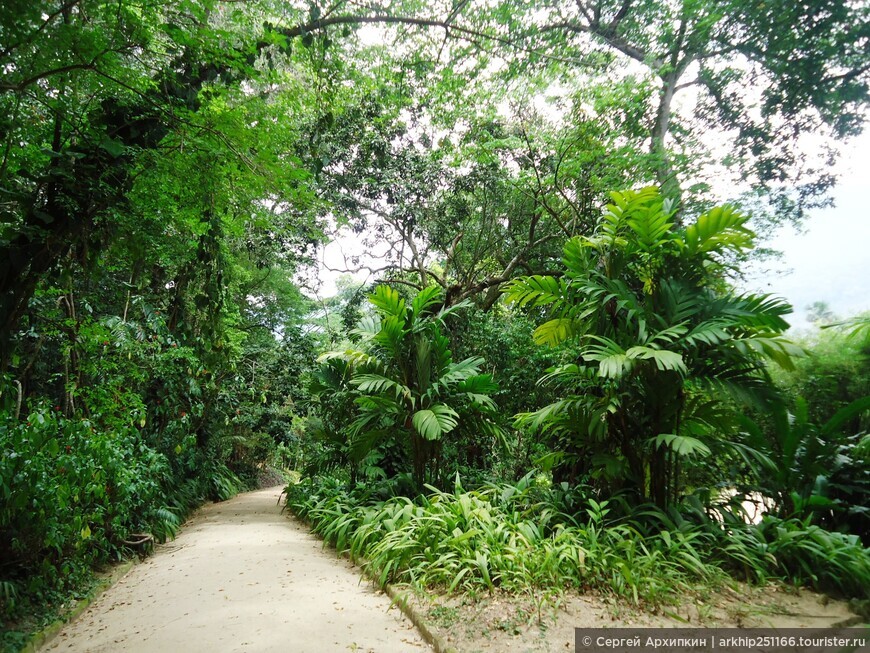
744, 129, 870, 331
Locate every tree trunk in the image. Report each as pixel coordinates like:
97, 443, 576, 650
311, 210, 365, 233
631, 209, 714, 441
651, 72, 681, 204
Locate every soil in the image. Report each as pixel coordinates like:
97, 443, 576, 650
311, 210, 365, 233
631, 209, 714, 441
406, 583, 862, 653
40, 487, 429, 653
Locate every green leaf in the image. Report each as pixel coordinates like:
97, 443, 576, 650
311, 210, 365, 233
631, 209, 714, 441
411, 285, 443, 317
627, 198, 674, 249
684, 205, 754, 255
369, 285, 406, 317
653, 433, 711, 457
533, 318, 580, 346
682, 320, 730, 347
625, 346, 687, 374
373, 315, 406, 354
503, 276, 564, 308
457, 374, 498, 395
562, 237, 594, 276
100, 136, 126, 158
412, 405, 459, 441
821, 396, 870, 437
347, 427, 390, 463
442, 357, 484, 384
351, 314, 381, 340
596, 353, 631, 378
351, 373, 410, 399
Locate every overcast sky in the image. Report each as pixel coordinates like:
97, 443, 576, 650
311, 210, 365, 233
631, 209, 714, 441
745, 129, 870, 331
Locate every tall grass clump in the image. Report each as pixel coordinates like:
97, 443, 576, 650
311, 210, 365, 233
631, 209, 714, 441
285, 475, 870, 604
286, 476, 725, 605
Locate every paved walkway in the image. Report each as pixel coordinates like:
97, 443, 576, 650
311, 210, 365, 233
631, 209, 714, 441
42, 487, 429, 653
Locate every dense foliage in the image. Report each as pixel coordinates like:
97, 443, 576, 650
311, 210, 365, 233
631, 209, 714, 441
0, 0, 324, 640
505, 187, 799, 507
286, 474, 870, 602
295, 192, 870, 605
2, 0, 868, 644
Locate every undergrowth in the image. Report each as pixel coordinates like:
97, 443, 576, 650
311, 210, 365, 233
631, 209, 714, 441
0, 404, 247, 651
285, 474, 870, 607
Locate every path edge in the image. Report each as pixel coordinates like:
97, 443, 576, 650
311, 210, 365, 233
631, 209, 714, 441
21, 558, 138, 653
382, 583, 458, 653
282, 502, 456, 653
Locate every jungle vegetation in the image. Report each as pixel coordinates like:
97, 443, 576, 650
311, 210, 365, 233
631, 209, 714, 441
1, 0, 869, 647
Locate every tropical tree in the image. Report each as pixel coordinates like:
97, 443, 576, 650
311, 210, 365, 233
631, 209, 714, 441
277, 0, 869, 226
505, 187, 801, 508
309, 98, 655, 309
319, 285, 503, 488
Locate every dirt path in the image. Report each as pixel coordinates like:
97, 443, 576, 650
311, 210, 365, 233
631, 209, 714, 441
41, 487, 430, 653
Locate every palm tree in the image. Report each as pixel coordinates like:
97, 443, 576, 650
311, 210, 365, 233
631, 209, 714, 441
320, 285, 502, 489
505, 187, 801, 508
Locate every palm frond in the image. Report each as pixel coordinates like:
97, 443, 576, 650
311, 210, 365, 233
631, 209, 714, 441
625, 346, 687, 374
373, 314, 406, 355
514, 398, 591, 433
442, 357, 485, 384
653, 433, 711, 457
533, 317, 583, 347
538, 363, 594, 386
683, 205, 754, 256
457, 374, 499, 395
319, 349, 382, 371
369, 284, 406, 317
503, 275, 565, 308
415, 335, 433, 394
351, 314, 381, 340
627, 195, 675, 250
657, 279, 701, 324
412, 404, 460, 441
411, 285, 444, 317
562, 237, 595, 277
730, 335, 803, 370
351, 374, 411, 400
582, 337, 632, 379
681, 320, 731, 348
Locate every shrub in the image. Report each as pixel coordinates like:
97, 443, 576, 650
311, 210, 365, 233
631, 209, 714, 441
286, 474, 870, 603
286, 475, 723, 605
0, 400, 245, 626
